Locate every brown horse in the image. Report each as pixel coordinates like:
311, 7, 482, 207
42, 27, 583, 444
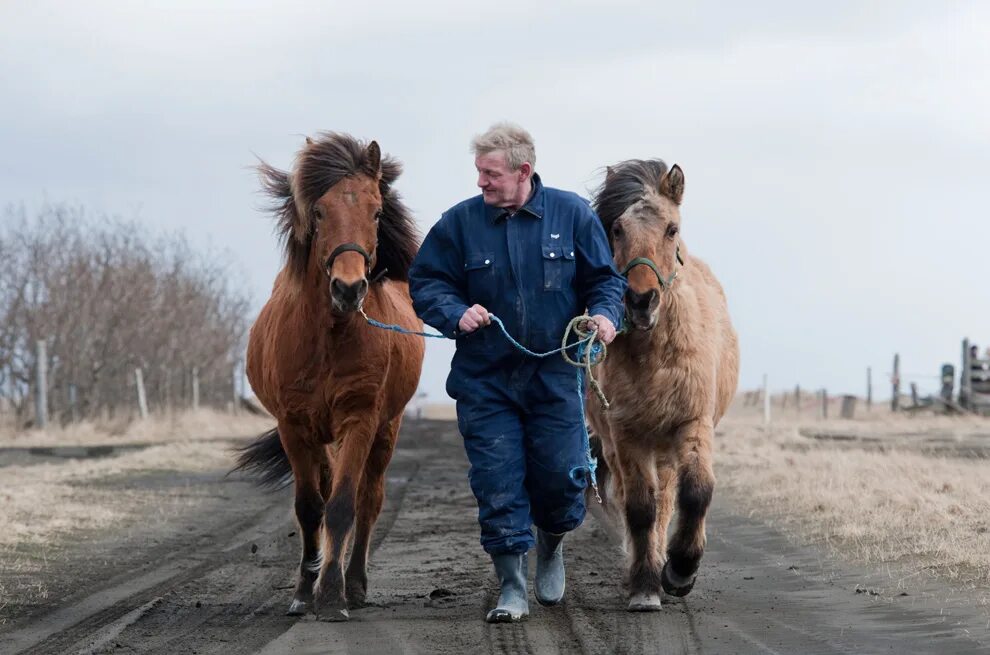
234, 133, 424, 621
587, 160, 739, 611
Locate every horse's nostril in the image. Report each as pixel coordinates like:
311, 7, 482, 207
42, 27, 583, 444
330, 278, 368, 306
625, 288, 657, 310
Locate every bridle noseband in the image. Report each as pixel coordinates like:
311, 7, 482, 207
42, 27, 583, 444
620, 246, 683, 290
324, 243, 372, 276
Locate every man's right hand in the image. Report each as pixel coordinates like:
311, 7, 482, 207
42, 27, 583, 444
458, 304, 491, 334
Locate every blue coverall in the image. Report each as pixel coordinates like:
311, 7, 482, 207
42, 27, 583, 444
409, 174, 626, 555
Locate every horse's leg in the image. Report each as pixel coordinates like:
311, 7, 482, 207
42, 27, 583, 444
314, 420, 377, 621
600, 435, 625, 516
617, 442, 663, 611
652, 459, 677, 572
345, 418, 398, 607
662, 418, 716, 597
280, 424, 326, 616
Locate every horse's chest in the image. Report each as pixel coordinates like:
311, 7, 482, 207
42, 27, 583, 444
606, 361, 704, 433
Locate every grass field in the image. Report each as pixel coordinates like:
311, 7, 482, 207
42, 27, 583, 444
718, 402, 990, 592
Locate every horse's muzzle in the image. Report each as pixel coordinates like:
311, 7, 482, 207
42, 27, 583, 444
330, 277, 369, 313
624, 288, 659, 331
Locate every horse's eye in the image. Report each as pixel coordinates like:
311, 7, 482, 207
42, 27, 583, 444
666, 224, 679, 238
314, 205, 324, 220
612, 223, 623, 238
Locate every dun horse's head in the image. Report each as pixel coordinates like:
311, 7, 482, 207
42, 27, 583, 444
604, 163, 685, 332
259, 133, 423, 317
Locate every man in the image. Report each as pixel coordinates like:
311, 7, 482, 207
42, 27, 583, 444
409, 123, 626, 622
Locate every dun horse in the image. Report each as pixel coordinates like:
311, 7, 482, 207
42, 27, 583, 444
587, 160, 739, 611
234, 133, 424, 621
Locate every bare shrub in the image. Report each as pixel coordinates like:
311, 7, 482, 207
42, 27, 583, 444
0, 204, 250, 427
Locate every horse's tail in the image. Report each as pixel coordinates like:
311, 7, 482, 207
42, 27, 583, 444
231, 427, 293, 489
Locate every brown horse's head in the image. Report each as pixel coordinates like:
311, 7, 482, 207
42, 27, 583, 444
310, 141, 383, 313
594, 160, 684, 331
257, 133, 419, 315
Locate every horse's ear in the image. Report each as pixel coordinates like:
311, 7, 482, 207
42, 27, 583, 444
365, 141, 382, 178
605, 166, 616, 183
305, 136, 314, 146
659, 164, 685, 205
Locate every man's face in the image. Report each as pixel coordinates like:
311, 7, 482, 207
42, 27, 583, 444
475, 150, 529, 208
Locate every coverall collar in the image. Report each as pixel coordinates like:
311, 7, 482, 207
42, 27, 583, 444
486, 173, 545, 224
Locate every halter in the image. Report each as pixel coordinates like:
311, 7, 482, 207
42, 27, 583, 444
620, 246, 683, 290
324, 243, 372, 276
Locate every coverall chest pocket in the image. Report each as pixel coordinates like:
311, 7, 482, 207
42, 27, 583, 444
541, 242, 575, 291
464, 252, 496, 300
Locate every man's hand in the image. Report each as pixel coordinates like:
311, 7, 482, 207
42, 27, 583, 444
582, 315, 617, 345
458, 304, 492, 334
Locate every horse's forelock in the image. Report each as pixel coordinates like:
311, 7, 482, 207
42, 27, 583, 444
593, 159, 669, 232
261, 132, 420, 283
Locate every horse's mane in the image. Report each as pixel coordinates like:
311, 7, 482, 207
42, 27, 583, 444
256, 132, 420, 283
592, 159, 668, 237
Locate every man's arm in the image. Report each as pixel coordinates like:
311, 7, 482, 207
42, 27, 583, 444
575, 207, 627, 338
408, 216, 472, 338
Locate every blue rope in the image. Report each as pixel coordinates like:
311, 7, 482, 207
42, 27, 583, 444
360, 308, 606, 502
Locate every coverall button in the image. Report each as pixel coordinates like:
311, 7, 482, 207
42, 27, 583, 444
484, 259, 490, 265
549, 252, 556, 258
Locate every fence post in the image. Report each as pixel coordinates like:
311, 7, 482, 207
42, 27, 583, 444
232, 363, 239, 415
68, 383, 78, 423
763, 374, 770, 425
35, 339, 48, 429
135, 368, 149, 420
961, 339, 971, 410
819, 388, 828, 420
891, 353, 900, 412
866, 367, 872, 412
192, 367, 200, 410
795, 384, 801, 417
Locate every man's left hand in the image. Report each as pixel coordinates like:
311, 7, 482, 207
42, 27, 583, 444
583, 315, 617, 345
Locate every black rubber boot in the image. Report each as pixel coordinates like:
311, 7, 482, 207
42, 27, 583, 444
486, 553, 529, 623
534, 529, 566, 606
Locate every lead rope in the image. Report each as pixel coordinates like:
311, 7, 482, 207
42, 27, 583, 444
360, 309, 613, 503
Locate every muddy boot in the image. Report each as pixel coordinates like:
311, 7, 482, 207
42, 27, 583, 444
486, 553, 529, 623
534, 529, 565, 606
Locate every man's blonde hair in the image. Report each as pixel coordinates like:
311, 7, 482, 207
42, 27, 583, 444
470, 122, 536, 171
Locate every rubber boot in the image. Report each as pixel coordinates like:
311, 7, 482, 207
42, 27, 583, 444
534, 529, 565, 606
486, 553, 529, 623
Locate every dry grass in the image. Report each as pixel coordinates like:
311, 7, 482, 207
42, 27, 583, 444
717, 403, 990, 588
0, 440, 237, 548
0, 407, 272, 447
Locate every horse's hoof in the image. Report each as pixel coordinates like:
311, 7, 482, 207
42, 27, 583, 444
485, 608, 528, 623
660, 562, 696, 597
347, 596, 369, 609
627, 592, 662, 612
317, 607, 350, 622
286, 599, 308, 616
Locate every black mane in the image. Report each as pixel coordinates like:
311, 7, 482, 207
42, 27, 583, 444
257, 132, 419, 282
592, 159, 668, 237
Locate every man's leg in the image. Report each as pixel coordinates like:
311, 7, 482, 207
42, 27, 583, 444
456, 382, 533, 622
522, 371, 589, 606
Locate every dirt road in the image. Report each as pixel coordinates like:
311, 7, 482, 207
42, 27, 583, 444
2, 419, 988, 654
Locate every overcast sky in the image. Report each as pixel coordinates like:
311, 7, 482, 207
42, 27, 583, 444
2, 1, 987, 404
